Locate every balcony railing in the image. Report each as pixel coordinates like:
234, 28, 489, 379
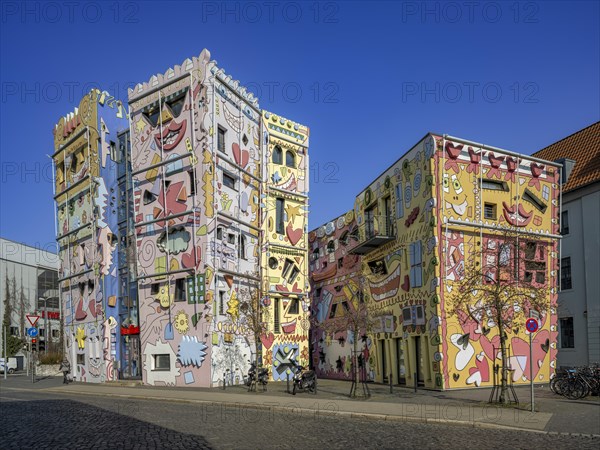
349, 214, 395, 255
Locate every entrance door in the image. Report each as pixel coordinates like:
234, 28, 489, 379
395, 338, 406, 385
415, 336, 424, 386
121, 335, 141, 379
380, 340, 388, 383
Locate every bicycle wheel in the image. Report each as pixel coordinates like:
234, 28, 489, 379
554, 377, 567, 396
564, 379, 586, 400
550, 376, 564, 395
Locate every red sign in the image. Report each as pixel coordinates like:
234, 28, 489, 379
41, 311, 60, 320
26, 315, 40, 327
526, 318, 539, 333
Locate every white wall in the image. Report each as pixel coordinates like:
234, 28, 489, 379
557, 184, 600, 367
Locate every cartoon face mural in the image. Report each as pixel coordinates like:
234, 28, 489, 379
128, 51, 310, 387
310, 133, 559, 390
436, 137, 559, 389
54, 89, 129, 383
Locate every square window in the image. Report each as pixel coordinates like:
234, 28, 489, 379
484, 203, 497, 220
153, 354, 170, 370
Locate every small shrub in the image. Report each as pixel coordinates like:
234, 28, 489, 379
39, 352, 63, 365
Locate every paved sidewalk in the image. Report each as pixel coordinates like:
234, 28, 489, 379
2, 374, 598, 436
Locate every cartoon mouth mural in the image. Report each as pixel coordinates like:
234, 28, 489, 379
281, 318, 297, 334
154, 119, 187, 151
275, 173, 297, 191
369, 264, 401, 302
445, 198, 468, 216
222, 100, 241, 134
312, 264, 337, 282
502, 202, 533, 227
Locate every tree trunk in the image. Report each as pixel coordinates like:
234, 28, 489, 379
350, 324, 359, 398
498, 312, 509, 404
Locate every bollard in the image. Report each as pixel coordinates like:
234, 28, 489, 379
389, 373, 393, 394
414, 372, 417, 393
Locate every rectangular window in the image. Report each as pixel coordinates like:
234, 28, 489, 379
77, 354, 85, 365
561, 257, 572, 290
282, 258, 299, 284
39, 328, 45, 337
216, 226, 223, 240
150, 283, 160, 295
410, 241, 423, 288
484, 203, 497, 220
174, 278, 186, 302
153, 354, 170, 370
227, 233, 235, 244
218, 127, 226, 153
223, 172, 236, 189
52, 329, 59, 338
274, 298, 280, 333
523, 188, 547, 213
287, 298, 299, 315
315, 288, 322, 298
189, 169, 196, 196
338, 257, 343, 268
219, 291, 225, 315
276, 198, 285, 234
238, 234, 246, 260
561, 210, 569, 235
559, 317, 574, 348
395, 184, 404, 219
482, 179, 509, 191
10, 326, 19, 336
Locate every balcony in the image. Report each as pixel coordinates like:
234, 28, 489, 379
349, 215, 395, 255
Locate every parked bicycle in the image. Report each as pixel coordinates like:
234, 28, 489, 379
550, 364, 600, 400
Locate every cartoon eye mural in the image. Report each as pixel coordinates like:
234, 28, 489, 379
451, 174, 463, 194
443, 174, 450, 193
243, 104, 255, 121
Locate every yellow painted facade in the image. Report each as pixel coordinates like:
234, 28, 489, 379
261, 110, 311, 380
312, 133, 560, 390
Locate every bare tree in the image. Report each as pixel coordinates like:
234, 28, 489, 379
448, 228, 550, 404
3, 274, 24, 357
238, 287, 270, 390
314, 276, 375, 398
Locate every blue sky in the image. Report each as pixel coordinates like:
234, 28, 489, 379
1, 1, 598, 252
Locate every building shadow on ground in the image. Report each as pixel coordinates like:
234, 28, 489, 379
0, 398, 213, 449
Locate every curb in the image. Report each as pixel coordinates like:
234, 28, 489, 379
37, 386, 600, 438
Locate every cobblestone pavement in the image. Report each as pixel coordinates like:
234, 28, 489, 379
1, 389, 599, 449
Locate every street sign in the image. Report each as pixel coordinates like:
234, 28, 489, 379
27, 328, 38, 337
26, 315, 40, 327
526, 318, 539, 333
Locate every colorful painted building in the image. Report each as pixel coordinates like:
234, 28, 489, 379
309, 211, 373, 381
52, 90, 137, 382
310, 133, 561, 390
127, 50, 310, 387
